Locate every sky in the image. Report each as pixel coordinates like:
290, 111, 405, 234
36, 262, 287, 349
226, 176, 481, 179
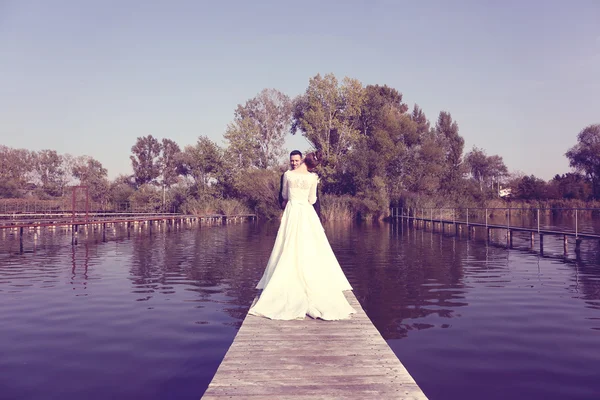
0, 0, 599, 180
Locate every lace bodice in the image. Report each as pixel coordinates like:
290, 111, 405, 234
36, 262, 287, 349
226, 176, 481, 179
282, 170, 318, 205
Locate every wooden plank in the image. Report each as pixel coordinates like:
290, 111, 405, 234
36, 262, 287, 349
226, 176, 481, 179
202, 292, 427, 400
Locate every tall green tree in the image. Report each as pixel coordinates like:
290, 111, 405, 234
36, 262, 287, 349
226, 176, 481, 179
400, 106, 446, 196
549, 173, 591, 200
224, 88, 292, 169
0, 146, 35, 197
130, 135, 162, 186
160, 138, 181, 188
359, 85, 408, 137
348, 85, 413, 198
32, 149, 65, 196
404, 130, 446, 195
72, 156, 110, 203
291, 74, 365, 189
517, 175, 548, 200
464, 146, 508, 193
411, 104, 430, 137
565, 124, 600, 198
179, 136, 223, 196
436, 111, 465, 193
109, 175, 136, 210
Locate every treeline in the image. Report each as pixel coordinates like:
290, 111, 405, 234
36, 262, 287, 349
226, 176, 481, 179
1, 73, 599, 219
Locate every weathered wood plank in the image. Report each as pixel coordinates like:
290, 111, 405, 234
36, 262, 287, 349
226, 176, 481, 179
201, 292, 427, 400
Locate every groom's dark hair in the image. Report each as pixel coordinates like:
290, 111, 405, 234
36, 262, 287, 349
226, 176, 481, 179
290, 150, 302, 158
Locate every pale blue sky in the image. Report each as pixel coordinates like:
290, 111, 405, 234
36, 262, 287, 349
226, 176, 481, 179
1, 0, 598, 180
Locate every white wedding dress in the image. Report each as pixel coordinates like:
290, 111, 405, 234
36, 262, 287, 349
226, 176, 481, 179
248, 169, 356, 321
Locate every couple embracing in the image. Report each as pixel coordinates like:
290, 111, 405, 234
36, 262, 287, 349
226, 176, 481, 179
248, 150, 356, 321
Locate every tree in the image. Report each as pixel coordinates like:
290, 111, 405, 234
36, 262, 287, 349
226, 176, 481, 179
109, 175, 136, 211
464, 146, 508, 193
348, 85, 415, 198
60, 154, 79, 189
358, 85, 407, 137
72, 156, 110, 203
179, 136, 223, 196
292, 74, 365, 166
565, 124, 600, 198
550, 173, 591, 200
224, 88, 292, 169
235, 169, 281, 219
130, 135, 162, 186
436, 112, 465, 193
404, 129, 446, 195
411, 104, 430, 137
160, 138, 181, 188
32, 149, 65, 196
517, 175, 548, 200
0, 146, 35, 197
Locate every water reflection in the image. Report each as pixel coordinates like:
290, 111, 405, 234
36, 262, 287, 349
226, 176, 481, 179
362, 221, 600, 400
327, 221, 469, 339
70, 243, 89, 295
125, 225, 274, 326
1, 220, 600, 400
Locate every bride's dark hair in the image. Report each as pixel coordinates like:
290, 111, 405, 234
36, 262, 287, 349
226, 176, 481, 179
304, 150, 322, 171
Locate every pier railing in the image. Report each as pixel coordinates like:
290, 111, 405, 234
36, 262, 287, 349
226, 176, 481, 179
390, 207, 600, 255
0, 212, 257, 253
0, 199, 179, 214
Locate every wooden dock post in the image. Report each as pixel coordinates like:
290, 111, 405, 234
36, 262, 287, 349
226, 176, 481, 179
19, 226, 24, 253
539, 233, 544, 254
71, 224, 78, 246
430, 208, 433, 232
455, 214, 459, 235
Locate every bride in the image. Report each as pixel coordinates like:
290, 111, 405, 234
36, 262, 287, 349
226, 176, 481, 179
248, 151, 356, 321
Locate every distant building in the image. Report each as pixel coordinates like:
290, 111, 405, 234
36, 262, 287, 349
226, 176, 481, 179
499, 187, 512, 198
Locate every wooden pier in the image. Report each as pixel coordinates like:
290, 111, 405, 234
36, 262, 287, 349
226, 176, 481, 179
0, 212, 257, 253
391, 207, 600, 256
0, 212, 257, 230
202, 292, 427, 400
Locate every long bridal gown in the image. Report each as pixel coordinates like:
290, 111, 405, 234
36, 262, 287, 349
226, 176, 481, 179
248, 169, 356, 321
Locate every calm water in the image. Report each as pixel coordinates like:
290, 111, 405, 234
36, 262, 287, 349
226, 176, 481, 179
1, 221, 599, 400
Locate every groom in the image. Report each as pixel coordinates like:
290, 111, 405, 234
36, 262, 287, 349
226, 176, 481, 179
279, 150, 321, 220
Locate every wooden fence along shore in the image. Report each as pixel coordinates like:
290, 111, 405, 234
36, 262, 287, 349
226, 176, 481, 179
202, 292, 428, 400
391, 207, 600, 256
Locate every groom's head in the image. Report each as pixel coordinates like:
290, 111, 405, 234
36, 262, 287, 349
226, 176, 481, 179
289, 150, 302, 170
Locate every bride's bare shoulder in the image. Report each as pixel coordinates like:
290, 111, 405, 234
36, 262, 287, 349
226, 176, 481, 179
288, 169, 311, 176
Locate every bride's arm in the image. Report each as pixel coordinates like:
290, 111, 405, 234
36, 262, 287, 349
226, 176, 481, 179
282, 172, 290, 206
308, 174, 318, 205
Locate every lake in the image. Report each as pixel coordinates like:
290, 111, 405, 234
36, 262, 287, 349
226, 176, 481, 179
1, 220, 599, 400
